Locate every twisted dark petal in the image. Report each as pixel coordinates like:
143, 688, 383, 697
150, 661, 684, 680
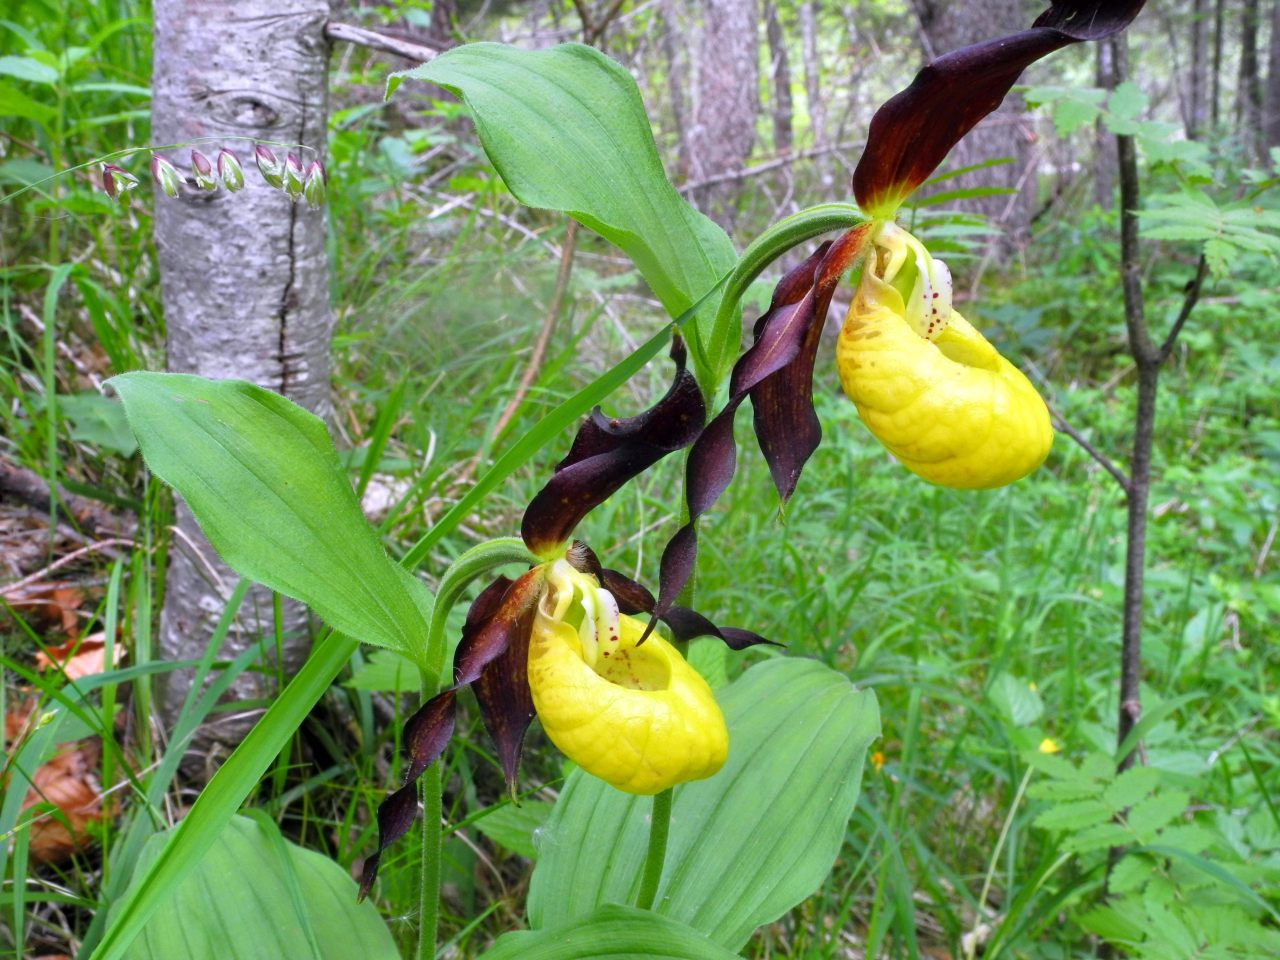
659, 605, 778, 651
464, 574, 513, 634
358, 783, 418, 901
402, 689, 459, 784
852, 0, 1147, 213
358, 690, 456, 899
750, 230, 868, 503
472, 597, 538, 795
599, 568, 656, 615
647, 228, 872, 638
360, 568, 543, 898
521, 336, 705, 554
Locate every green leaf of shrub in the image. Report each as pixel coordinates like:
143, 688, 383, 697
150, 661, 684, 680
527, 658, 880, 950
1102, 765, 1159, 811
109, 373, 430, 657
390, 43, 737, 386
1034, 799, 1111, 832
106, 814, 397, 959
987, 672, 1043, 726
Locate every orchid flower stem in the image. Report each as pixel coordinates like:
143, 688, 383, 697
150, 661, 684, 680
636, 788, 673, 911
412, 539, 536, 959
417, 763, 443, 960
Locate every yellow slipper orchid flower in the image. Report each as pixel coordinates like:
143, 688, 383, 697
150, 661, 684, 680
529, 560, 728, 795
836, 223, 1053, 488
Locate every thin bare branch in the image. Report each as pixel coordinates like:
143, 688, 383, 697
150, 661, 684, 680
1158, 254, 1209, 362
1049, 409, 1131, 494
325, 21, 440, 62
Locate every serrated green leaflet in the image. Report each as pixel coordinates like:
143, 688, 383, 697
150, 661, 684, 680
528, 658, 880, 950
389, 43, 737, 388
482, 905, 741, 960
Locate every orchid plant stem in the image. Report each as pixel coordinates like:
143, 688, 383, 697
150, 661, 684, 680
636, 787, 674, 911
417, 727, 443, 960
411, 538, 537, 959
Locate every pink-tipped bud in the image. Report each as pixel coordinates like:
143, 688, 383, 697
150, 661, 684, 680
255, 145, 284, 189
284, 153, 305, 201
303, 160, 327, 210
191, 150, 217, 191
150, 154, 182, 198
101, 163, 139, 201
217, 149, 245, 192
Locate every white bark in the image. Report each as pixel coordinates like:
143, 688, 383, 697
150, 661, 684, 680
687, 0, 760, 227
151, 0, 335, 757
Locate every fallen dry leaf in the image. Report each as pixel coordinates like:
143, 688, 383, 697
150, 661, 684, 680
34, 631, 122, 681
21, 739, 104, 864
5, 582, 85, 639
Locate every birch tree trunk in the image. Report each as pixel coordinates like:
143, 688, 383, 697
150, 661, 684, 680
765, 1, 794, 157
151, 0, 335, 761
1239, 0, 1265, 162
1265, 0, 1280, 149
687, 0, 760, 227
913, 0, 1034, 255
1188, 0, 1210, 139
799, 2, 825, 148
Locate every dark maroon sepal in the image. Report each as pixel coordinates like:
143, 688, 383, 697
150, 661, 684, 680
453, 568, 546, 685
521, 336, 706, 555
852, 0, 1147, 215
750, 226, 871, 503
645, 227, 873, 639
472, 594, 538, 796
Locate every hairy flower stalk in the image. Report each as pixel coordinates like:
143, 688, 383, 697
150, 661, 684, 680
836, 223, 1053, 488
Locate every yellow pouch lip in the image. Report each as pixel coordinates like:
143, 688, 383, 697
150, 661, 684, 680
837, 251, 1053, 489
527, 584, 728, 796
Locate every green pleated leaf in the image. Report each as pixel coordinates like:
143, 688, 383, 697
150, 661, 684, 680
107, 815, 397, 959
109, 373, 430, 658
389, 43, 738, 387
528, 658, 880, 950
481, 904, 741, 960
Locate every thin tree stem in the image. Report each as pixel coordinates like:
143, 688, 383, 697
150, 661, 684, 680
636, 788, 674, 910
1112, 34, 1152, 775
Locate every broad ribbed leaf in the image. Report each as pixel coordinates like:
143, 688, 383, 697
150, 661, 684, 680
109, 373, 430, 656
389, 43, 737, 386
108, 815, 397, 959
527, 658, 880, 949
483, 905, 740, 960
